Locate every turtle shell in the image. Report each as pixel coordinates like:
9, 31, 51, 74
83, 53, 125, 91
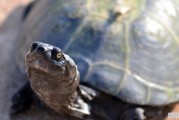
17, 0, 179, 106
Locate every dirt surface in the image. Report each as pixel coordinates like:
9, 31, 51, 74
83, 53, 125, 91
0, 0, 30, 25
0, 1, 179, 120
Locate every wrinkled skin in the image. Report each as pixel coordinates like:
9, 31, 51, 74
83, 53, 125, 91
25, 42, 93, 119
26, 42, 79, 113
11, 42, 148, 120
11, 42, 172, 120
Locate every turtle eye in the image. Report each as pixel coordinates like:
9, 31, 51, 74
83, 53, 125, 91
56, 52, 62, 59
51, 48, 63, 61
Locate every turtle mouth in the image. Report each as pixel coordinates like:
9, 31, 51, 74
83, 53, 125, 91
25, 51, 44, 63
26, 54, 44, 68
27, 59, 50, 73
25, 47, 50, 70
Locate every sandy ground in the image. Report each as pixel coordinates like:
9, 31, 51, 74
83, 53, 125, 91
1, 1, 179, 120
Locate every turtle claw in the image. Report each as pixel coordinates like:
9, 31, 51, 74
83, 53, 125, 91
79, 85, 98, 101
70, 98, 91, 119
119, 107, 146, 120
69, 85, 98, 119
10, 82, 33, 116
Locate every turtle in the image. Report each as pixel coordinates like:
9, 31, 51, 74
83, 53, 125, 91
10, 0, 179, 119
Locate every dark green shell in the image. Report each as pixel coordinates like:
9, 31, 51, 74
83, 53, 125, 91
17, 0, 179, 106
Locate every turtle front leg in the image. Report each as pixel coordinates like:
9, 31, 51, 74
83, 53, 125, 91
69, 85, 98, 119
10, 82, 33, 115
69, 96, 91, 119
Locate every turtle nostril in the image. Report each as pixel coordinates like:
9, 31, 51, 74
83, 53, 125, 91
37, 46, 45, 52
30, 42, 38, 52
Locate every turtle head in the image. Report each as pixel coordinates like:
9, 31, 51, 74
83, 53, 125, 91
25, 42, 79, 110
26, 42, 69, 74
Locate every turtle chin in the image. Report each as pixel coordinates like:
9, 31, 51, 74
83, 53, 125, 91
26, 58, 78, 112
26, 61, 61, 103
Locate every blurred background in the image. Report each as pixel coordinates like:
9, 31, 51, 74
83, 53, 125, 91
0, 1, 178, 120
0, 0, 76, 120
